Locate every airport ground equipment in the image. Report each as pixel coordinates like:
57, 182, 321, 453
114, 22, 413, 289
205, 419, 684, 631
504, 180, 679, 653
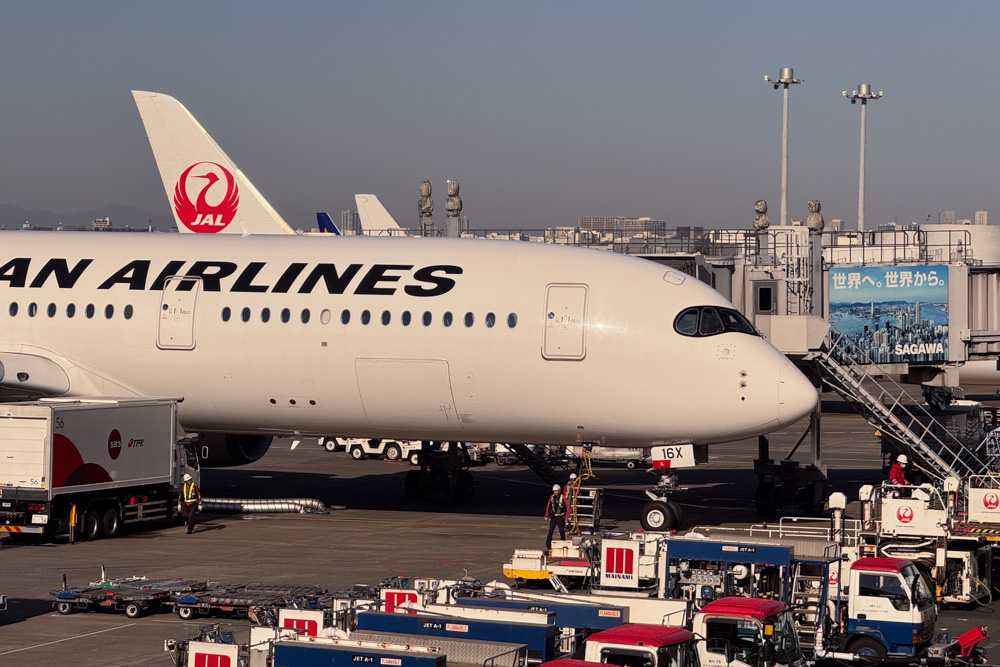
326, 437, 423, 463
52, 568, 206, 618
171, 582, 330, 621
404, 441, 478, 501
0, 397, 198, 540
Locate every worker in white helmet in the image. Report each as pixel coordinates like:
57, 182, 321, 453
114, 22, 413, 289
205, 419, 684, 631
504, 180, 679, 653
179, 472, 202, 534
544, 483, 567, 550
889, 454, 911, 487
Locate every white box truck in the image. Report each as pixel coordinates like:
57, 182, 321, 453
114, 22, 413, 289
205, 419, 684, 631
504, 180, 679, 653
0, 398, 198, 541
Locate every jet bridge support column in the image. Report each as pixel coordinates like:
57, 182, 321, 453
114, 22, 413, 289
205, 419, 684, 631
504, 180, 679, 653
753, 400, 828, 516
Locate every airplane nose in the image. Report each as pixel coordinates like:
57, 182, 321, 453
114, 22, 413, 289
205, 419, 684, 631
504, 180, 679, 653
777, 361, 817, 427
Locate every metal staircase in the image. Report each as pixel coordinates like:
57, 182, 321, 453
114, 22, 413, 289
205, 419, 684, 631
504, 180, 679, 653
506, 445, 563, 486
810, 329, 989, 483
789, 563, 827, 657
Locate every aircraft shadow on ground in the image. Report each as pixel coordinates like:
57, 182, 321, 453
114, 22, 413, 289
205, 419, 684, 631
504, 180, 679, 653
200, 463, 886, 525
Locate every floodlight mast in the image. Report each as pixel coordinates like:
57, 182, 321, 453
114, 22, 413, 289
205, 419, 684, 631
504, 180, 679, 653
764, 67, 804, 227
843, 84, 883, 232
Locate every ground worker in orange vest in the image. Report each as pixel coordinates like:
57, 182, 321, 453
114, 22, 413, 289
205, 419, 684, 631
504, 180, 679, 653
179, 473, 202, 534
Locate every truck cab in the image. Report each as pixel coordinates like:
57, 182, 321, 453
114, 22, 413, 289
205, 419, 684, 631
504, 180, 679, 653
844, 557, 936, 658
582, 624, 700, 667
692, 598, 803, 667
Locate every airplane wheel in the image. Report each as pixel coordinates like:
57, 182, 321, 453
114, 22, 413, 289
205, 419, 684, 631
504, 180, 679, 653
322, 438, 337, 452
404, 470, 426, 501
102, 507, 122, 539
384, 444, 402, 461
455, 471, 475, 503
847, 637, 887, 659
667, 500, 684, 529
755, 482, 778, 515
349, 446, 365, 460
640, 501, 677, 531
82, 510, 101, 541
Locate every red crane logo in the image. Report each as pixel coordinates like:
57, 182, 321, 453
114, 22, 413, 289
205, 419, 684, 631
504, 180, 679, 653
896, 506, 914, 523
173, 162, 239, 233
984, 493, 1000, 510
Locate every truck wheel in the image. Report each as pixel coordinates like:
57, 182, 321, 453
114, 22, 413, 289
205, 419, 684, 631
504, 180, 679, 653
56, 601, 73, 615
82, 510, 101, 541
322, 438, 337, 452
349, 446, 365, 460
101, 508, 122, 539
124, 602, 142, 619
409, 452, 421, 465
177, 606, 195, 620
640, 500, 677, 531
847, 637, 887, 659
626, 460, 638, 469
404, 470, 426, 501
384, 444, 402, 461
455, 470, 475, 502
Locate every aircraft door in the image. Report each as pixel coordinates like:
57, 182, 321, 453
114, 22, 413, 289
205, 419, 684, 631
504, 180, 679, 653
542, 283, 588, 360
157, 277, 199, 350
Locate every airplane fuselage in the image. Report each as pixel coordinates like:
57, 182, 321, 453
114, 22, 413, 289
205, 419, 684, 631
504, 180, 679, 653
0, 232, 814, 447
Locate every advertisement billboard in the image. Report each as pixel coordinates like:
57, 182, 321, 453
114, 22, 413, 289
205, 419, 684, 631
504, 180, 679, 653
828, 265, 948, 363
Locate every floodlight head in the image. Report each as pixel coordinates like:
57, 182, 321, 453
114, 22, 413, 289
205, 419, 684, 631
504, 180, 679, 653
879, 91, 884, 96
842, 91, 848, 97
764, 75, 771, 82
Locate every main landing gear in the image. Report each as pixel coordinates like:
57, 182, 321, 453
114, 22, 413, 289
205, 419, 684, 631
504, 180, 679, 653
404, 442, 475, 503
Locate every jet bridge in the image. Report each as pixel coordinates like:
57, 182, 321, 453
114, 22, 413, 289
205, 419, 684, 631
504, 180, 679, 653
641, 225, 1000, 509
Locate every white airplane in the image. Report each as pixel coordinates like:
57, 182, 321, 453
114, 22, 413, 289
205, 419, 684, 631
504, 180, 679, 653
133, 91, 404, 237
0, 93, 817, 483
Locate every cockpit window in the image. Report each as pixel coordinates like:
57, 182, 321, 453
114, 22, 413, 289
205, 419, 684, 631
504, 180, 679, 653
675, 308, 699, 335
674, 306, 759, 338
699, 308, 724, 335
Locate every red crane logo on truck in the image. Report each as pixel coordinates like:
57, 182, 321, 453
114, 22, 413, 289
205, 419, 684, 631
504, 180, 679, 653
108, 429, 122, 461
984, 493, 1000, 510
896, 505, 914, 523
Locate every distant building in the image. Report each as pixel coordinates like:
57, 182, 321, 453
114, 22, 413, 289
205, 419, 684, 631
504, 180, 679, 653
975, 210, 988, 226
91, 217, 112, 231
957, 218, 972, 226
939, 210, 956, 225
340, 210, 362, 234
675, 226, 705, 239
578, 216, 666, 235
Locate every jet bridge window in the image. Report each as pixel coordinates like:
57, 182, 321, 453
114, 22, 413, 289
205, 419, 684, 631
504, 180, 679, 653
673, 306, 758, 338
8, 302, 17, 317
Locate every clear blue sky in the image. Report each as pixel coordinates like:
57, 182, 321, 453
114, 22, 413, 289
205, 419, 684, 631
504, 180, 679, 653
2, 2, 999, 230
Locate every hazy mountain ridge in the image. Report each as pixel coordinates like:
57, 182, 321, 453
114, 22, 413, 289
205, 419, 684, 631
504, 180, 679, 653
0, 204, 170, 231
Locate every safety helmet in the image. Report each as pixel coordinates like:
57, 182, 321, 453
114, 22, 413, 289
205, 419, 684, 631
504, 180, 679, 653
897, 455, 908, 465
552, 484, 561, 492
569, 473, 578, 481
183, 472, 193, 481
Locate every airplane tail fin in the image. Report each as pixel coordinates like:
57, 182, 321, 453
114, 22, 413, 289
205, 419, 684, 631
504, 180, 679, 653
132, 91, 296, 235
355, 194, 403, 235
316, 212, 342, 234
